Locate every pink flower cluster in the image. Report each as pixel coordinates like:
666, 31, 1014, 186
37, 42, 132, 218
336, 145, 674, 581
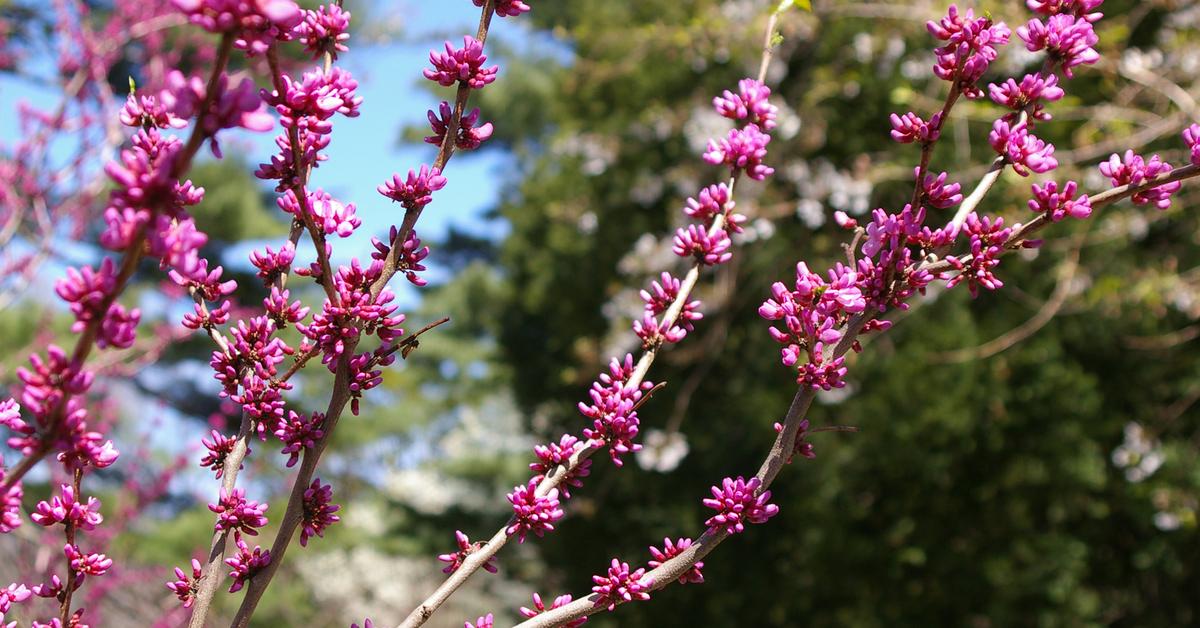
591, 559, 653, 611
1099, 150, 1182, 210
437, 530, 499, 575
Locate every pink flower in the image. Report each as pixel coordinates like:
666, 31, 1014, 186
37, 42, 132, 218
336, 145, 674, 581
465, 614, 493, 628
520, 593, 585, 626
579, 355, 653, 466
166, 559, 204, 608
1027, 0, 1104, 22
296, 4, 351, 60
65, 544, 112, 577
988, 73, 1064, 121
702, 476, 779, 535
299, 479, 340, 546
591, 559, 652, 611
682, 183, 745, 231
776, 419, 816, 463
173, 0, 303, 56
1029, 180, 1092, 221
1017, 14, 1100, 78
208, 487, 269, 536
703, 124, 774, 180
437, 530, 499, 575
889, 112, 941, 144
378, 165, 449, 211
425, 102, 494, 150
672, 225, 732, 266
917, 170, 963, 208
275, 411, 324, 467
225, 537, 270, 593
31, 484, 103, 530
988, 118, 1057, 176
648, 537, 703, 584
945, 212, 1013, 296
506, 479, 563, 542
424, 36, 498, 89
476, 0, 531, 18
200, 429, 245, 478
712, 78, 777, 129
1099, 150, 1181, 210
1182, 124, 1200, 167
530, 434, 591, 499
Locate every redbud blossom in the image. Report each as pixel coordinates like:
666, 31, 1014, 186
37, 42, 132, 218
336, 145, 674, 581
165, 559, 204, 608
520, 593, 585, 627
296, 4, 351, 60
208, 487, 269, 536
703, 124, 774, 181
506, 480, 563, 542
1099, 150, 1181, 210
299, 479, 340, 546
988, 73, 1064, 121
988, 118, 1057, 176
591, 559, 652, 611
702, 476, 779, 534
712, 78, 778, 130
465, 614, 494, 628
1017, 14, 1100, 78
378, 165, 448, 211
672, 225, 732, 266
424, 36, 498, 89
426, 102, 494, 150
648, 537, 704, 584
889, 112, 941, 144
1029, 180, 1092, 221
477, 0, 531, 18
225, 537, 271, 593
1183, 124, 1200, 167
437, 530, 499, 575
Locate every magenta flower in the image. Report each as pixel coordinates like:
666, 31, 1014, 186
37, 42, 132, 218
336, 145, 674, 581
378, 165, 449, 211
703, 124, 774, 180
1027, 0, 1104, 22
208, 487, 269, 536
1, 470, 24, 534
672, 225, 732, 266
927, 5, 1011, 96
299, 478, 340, 547
225, 537, 271, 593
520, 593, 585, 626
506, 479, 563, 542
166, 559, 204, 608
889, 111, 941, 144
296, 4, 351, 60
776, 419, 816, 464
529, 434, 591, 499
275, 411, 325, 467
426, 102, 494, 150
945, 212, 1013, 296
263, 288, 309, 326
31, 484, 103, 530
682, 183, 746, 231
476, 0, 531, 18
424, 36, 498, 89
1029, 180, 1092, 221
917, 170, 963, 208
988, 118, 1057, 176
1183, 124, 1200, 167
465, 614, 494, 628
1017, 14, 1100, 78
120, 92, 187, 130
988, 73, 1064, 121
173, 0, 302, 55
579, 355, 653, 466
65, 544, 112, 577
370, 229, 431, 287
702, 476, 779, 535
648, 537, 703, 584
250, 241, 296, 284
591, 559, 652, 611
0, 582, 31, 615
437, 530, 499, 575
1099, 150, 1181, 210
162, 70, 274, 156
712, 78, 777, 130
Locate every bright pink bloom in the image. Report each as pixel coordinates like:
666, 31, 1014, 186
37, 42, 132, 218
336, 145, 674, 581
1017, 14, 1100, 78
520, 593, 585, 626
225, 537, 270, 593
1099, 150, 1181, 210
208, 487, 269, 536
437, 530, 499, 575
703, 124, 774, 180
591, 559, 652, 611
702, 476, 779, 534
506, 479, 563, 542
299, 479, 340, 546
378, 165, 448, 211
712, 78, 777, 129
988, 119, 1057, 176
166, 559, 204, 608
424, 36, 498, 89
648, 537, 703, 584
1029, 180, 1092, 221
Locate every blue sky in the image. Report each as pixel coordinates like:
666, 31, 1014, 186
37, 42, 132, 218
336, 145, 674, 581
0, 0, 535, 304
